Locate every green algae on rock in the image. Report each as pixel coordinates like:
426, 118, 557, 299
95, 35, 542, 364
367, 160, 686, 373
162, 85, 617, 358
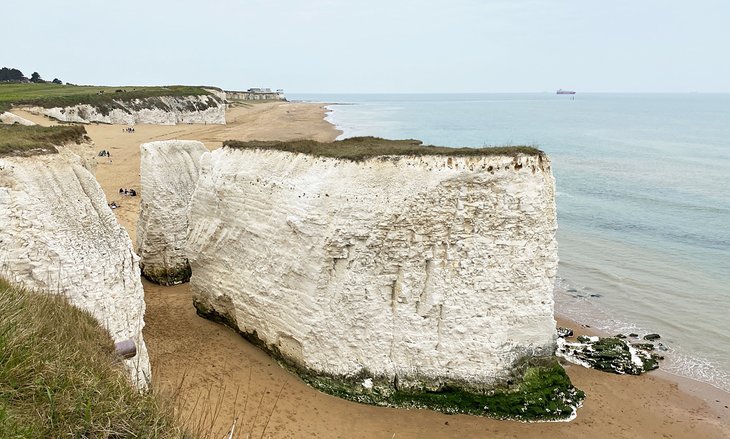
139, 262, 192, 286
194, 298, 584, 421
557, 336, 661, 375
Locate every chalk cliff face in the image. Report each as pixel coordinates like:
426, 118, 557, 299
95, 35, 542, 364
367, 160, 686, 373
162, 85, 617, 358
0, 111, 36, 125
0, 148, 150, 387
187, 147, 558, 391
27, 94, 225, 125
137, 140, 207, 285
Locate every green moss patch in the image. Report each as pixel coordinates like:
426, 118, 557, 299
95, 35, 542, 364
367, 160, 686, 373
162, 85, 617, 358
140, 262, 192, 286
194, 300, 583, 421
224, 137, 543, 161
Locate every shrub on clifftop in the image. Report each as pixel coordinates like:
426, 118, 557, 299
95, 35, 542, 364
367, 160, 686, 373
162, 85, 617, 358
224, 137, 543, 161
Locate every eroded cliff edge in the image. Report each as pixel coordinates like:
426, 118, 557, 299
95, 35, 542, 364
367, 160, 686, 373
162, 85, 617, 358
26, 94, 225, 125
185, 138, 582, 420
137, 140, 207, 285
0, 140, 150, 387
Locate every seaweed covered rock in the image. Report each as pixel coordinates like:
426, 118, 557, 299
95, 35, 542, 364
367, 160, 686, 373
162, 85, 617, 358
557, 336, 660, 375
557, 326, 574, 338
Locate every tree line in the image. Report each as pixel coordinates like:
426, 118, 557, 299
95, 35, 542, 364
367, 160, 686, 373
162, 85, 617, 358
0, 67, 63, 84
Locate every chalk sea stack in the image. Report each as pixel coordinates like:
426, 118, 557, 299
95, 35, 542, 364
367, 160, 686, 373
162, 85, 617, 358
180, 137, 580, 419
137, 140, 207, 285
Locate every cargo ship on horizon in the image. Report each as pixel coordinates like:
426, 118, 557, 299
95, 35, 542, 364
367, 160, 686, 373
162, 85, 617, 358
557, 89, 576, 95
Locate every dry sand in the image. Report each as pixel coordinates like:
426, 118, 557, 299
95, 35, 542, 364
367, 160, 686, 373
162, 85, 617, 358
13, 103, 730, 438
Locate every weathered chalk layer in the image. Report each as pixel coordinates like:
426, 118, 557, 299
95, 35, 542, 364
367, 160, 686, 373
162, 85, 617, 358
0, 111, 36, 125
26, 94, 225, 125
137, 140, 207, 285
187, 147, 558, 390
0, 148, 150, 387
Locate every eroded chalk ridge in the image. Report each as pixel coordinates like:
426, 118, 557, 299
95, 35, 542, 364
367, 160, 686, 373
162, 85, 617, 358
137, 140, 207, 285
0, 148, 151, 388
185, 140, 584, 420
26, 94, 225, 125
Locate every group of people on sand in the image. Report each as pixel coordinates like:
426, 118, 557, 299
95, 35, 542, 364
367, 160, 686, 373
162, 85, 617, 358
109, 188, 137, 209
123, 127, 136, 133
119, 188, 137, 197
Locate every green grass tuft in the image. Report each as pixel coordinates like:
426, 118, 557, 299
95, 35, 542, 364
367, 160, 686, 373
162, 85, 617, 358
0, 278, 191, 438
224, 137, 543, 161
0, 124, 87, 157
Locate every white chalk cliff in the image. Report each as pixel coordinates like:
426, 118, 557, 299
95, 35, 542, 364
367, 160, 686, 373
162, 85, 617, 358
26, 94, 225, 125
187, 147, 558, 389
1, 111, 36, 126
0, 147, 150, 387
137, 140, 207, 285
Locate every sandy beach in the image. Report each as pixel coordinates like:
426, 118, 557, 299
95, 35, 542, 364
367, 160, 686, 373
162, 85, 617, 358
14, 102, 730, 438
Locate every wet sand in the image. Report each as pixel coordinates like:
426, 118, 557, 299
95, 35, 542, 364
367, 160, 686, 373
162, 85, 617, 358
13, 102, 730, 438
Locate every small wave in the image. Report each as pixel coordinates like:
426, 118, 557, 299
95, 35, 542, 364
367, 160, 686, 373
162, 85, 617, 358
323, 105, 351, 140
663, 352, 730, 394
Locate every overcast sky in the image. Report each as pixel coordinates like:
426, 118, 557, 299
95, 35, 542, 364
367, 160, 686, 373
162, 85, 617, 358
5, 0, 729, 93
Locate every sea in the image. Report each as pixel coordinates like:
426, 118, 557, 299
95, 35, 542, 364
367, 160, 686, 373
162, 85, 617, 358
290, 93, 730, 392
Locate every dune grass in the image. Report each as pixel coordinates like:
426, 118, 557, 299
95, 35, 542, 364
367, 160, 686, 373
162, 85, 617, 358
0, 278, 191, 438
0, 124, 87, 157
224, 137, 542, 161
0, 83, 215, 113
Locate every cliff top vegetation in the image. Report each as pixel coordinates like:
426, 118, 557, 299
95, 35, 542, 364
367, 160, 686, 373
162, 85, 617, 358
0, 83, 217, 113
224, 137, 543, 161
0, 124, 88, 157
0, 278, 190, 438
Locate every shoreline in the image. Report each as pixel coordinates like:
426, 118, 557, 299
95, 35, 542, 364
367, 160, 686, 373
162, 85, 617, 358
556, 312, 730, 425
13, 101, 730, 437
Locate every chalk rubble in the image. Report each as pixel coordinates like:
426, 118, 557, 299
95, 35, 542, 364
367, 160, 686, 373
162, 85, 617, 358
0, 148, 150, 388
137, 140, 207, 285
187, 147, 558, 390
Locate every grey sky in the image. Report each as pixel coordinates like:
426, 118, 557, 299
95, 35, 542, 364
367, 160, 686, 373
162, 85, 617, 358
5, 0, 730, 92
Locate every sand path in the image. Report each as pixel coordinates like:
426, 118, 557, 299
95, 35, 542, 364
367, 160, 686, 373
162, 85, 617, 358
15, 103, 730, 438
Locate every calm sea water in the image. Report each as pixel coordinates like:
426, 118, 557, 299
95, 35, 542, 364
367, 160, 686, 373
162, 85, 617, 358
290, 93, 730, 391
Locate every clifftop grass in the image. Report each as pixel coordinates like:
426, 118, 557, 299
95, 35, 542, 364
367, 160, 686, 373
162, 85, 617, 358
0, 279, 190, 438
0, 124, 87, 157
0, 83, 216, 114
224, 137, 542, 161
